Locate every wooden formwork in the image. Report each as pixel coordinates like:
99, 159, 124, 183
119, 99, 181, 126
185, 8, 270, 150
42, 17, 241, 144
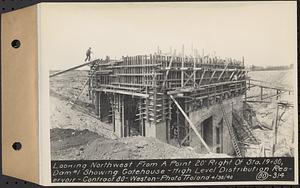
89, 54, 247, 143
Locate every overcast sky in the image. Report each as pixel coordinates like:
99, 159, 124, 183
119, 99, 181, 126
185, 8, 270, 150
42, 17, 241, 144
40, 2, 297, 70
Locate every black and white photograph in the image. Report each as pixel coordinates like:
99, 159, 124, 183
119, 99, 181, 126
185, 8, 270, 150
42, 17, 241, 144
41, 2, 297, 185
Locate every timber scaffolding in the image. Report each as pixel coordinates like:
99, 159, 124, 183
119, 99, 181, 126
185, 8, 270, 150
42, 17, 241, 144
87, 53, 247, 155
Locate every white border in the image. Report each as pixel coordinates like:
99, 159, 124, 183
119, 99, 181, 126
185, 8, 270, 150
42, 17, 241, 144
37, 2, 298, 186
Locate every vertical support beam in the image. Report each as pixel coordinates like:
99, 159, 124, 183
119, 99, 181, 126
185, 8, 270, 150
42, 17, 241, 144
163, 50, 176, 88
170, 95, 211, 153
139, 98, 143, 136
95, 91, 100, 118
260, 87, 263, 100
121, 95, 125, 137
112, 94, 115, 132
248, 79, 251, 91
113, 94, 122, 137
193, 54, 196, 87
272, 104, 279, 156
244, 87, 247, 102
181, 45, 185, 87
153, 72, 157, 125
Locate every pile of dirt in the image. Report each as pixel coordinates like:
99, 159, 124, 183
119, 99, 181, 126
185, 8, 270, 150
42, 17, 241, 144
51, 128, 104, 160
51, 128, 229, 160
50, 70, 90, 103
50, 96, 116, 140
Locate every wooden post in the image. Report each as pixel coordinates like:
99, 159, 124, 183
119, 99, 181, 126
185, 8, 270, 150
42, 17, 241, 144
95, 91, 100, 118
244, 88, 247, 102
181, 45, 185, 87
121, 95, 125, 137
276, 89, 280, 100
272, 103, 279, 156
199, 70, 206, 85
193, 53, 196, 87
248, 79, 251, 91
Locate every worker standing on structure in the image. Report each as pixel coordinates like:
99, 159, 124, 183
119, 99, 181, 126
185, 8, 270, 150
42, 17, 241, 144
85, 47, 93, 62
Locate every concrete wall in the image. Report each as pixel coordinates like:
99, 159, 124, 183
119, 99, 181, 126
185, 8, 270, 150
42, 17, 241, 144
113, 95, 123, 137
114, 109, 122, 137
189, 96, 243, 155
156, 121, 167, 143
145, 121, 167, 143
145, 122, 156, 138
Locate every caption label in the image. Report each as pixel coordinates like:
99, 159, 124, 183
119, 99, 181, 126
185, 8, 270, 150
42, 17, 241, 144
51, 157, 294, 183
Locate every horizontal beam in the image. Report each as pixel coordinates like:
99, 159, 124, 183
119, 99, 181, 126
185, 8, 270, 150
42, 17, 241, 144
93, 88, 149, 98
168, 80, 246, 95
248, 83, 293, 92
108, 63, 162, 68
162, 67, 238, 72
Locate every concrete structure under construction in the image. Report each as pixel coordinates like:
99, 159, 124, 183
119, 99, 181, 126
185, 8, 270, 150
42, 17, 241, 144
88, 53, 247, 156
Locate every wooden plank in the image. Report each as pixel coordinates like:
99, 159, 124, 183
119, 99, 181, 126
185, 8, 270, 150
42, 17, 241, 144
162, 50, 176, 88
183, 72, 195, 86
50, 59, 99, 77
217, 62, 229, 81
248, 83, 293, 92
181, 45, 185, 87
94, 88, 149, 98
199, 70, 206, 85
208, 70, 216, 83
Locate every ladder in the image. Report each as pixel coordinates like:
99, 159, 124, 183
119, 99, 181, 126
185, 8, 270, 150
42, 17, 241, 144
68, 59, 101, 106
220, 103, 242, 157
233, 110, 259, 144
242, 122, 259, 144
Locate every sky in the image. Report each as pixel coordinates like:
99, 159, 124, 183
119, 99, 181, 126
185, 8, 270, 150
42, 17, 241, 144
39, 2, 297, 70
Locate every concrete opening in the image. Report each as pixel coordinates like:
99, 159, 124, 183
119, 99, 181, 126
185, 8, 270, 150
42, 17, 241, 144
95, 92, 112, 123
123, 96, 143, 137
201, 116, 213, 148
100, 93, 111, 123
216, 118, 223, 153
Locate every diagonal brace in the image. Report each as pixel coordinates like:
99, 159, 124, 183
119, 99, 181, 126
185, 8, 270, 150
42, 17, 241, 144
170, 95, 211, 153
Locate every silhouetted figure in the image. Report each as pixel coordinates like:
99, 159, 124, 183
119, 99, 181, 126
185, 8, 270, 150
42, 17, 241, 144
85, 47, 92, 62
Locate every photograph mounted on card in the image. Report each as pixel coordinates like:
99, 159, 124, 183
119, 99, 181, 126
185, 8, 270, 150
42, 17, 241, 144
1, 2, 298, 186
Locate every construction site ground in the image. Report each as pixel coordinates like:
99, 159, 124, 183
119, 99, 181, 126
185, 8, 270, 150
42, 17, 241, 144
245, 70, 295, 157
50, 70, 295, 159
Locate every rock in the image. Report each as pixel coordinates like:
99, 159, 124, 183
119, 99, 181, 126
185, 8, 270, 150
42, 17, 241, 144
75, 150, 81, 156
274, 147, 292, 157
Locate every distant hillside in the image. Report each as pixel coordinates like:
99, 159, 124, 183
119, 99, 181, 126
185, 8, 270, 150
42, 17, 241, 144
248, 70, 294, 89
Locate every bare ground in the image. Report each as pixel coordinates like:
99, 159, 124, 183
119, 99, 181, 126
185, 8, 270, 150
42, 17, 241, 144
245, 70, 295, 157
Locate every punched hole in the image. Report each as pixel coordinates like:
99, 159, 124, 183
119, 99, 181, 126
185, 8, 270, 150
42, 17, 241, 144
11, 39, 21, 48
12, 142, 22, 150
